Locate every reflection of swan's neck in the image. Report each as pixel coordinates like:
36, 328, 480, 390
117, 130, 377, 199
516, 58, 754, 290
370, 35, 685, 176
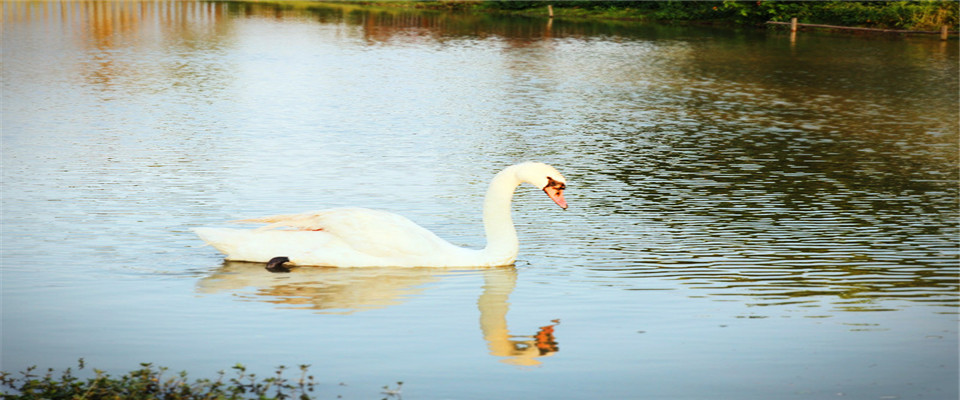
481, 165, 522, 263
478, 267, 554, 366
478, 267, 518, 360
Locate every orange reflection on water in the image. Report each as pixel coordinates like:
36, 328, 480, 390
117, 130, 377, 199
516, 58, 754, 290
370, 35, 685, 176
3, 1, 227, 48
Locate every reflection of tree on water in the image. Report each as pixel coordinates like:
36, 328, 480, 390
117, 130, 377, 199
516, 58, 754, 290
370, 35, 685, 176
196, 262, 559, 366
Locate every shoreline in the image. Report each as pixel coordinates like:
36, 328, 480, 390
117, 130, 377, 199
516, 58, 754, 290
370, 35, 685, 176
234, 0, 957, 38
284, 0, 960, 36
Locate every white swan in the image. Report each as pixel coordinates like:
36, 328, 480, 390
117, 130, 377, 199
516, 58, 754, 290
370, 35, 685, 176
193, 162, 567, 267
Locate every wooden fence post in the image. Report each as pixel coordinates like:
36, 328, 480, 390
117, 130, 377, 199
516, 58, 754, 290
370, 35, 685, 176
941, 25, 949, 40
548, 5, 553, 18
790, 17, 798, 33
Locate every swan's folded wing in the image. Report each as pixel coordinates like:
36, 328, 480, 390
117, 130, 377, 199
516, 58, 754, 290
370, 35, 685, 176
235, 208, 453, 258
234, 211, 331, 231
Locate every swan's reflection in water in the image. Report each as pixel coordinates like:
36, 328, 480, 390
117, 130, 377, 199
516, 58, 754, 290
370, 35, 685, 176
196, 262, 438, 313
196, 262, 559, 366
477, 267, 559, 366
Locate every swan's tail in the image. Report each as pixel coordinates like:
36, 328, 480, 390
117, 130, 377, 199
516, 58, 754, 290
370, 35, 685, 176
193, 227, 245, 256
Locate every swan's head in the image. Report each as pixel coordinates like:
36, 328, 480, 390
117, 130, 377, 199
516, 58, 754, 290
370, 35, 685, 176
515, 162, 568, 210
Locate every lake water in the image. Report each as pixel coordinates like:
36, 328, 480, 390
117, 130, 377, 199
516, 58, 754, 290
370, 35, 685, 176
2, 2, 958, 399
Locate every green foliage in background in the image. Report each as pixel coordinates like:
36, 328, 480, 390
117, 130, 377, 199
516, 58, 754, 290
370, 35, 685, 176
477, 1, 958, 31
717, 0, 958, 30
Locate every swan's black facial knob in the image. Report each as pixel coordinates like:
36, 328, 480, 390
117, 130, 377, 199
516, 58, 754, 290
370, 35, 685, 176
266, 256, 291, 273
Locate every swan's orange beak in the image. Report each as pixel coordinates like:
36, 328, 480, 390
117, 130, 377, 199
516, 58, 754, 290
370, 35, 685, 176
543, 178, 567, 210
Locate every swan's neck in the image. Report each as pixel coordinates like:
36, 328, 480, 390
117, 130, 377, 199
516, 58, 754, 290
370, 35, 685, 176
481, 165, 523, 263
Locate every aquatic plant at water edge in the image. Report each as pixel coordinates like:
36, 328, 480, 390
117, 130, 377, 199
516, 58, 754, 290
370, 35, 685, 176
0, 359, 321, 400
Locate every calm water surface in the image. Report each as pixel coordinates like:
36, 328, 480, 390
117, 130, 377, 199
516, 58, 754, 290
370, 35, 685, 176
2, 2, 958, 399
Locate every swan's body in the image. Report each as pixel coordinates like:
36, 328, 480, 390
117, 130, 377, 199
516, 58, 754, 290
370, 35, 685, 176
194, 162, 567, 268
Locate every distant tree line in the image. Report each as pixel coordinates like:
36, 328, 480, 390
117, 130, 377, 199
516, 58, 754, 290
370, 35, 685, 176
479, 1, 958, 31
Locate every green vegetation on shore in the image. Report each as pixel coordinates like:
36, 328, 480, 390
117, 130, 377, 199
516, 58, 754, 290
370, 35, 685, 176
328, 1, 958, 32
0, 360, 404, 400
